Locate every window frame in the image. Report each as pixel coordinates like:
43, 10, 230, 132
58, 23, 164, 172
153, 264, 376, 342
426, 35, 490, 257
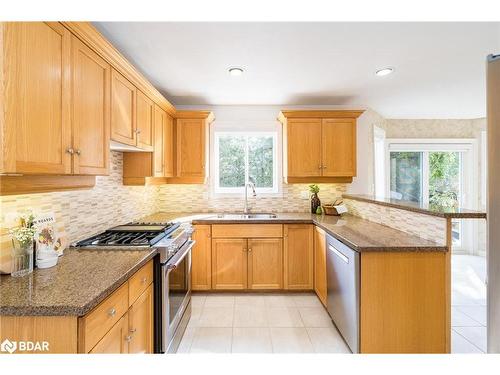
213, 130, 279, 196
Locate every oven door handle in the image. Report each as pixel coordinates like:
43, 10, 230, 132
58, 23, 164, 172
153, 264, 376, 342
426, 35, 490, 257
166, 240, 195, 270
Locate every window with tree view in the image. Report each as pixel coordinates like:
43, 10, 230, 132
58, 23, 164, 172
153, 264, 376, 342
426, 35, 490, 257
215, 132, 278, 194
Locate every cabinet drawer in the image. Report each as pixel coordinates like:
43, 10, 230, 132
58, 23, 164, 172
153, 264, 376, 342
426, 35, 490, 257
79, 282, 129, 353
212, 224, 283, 238
128, 260, 153, 306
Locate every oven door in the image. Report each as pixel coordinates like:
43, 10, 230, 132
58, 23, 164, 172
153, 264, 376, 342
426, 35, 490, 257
162, 240, 194, 352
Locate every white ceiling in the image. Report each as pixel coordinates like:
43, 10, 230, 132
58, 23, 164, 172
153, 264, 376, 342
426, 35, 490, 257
94, 22, 500, 119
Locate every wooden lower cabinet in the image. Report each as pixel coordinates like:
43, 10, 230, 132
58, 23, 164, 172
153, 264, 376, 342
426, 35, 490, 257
211, 238, 248, 290
128, 284, 154, 354
284, 224, 314, 290
192, 225, 212, 290
248, 238, 283, 289
90, 313, 129, 354
314, 226, 327, 306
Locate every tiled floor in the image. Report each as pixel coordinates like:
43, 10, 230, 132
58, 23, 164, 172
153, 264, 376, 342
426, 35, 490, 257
451, 254, 487, 353
177, 292, 351, 353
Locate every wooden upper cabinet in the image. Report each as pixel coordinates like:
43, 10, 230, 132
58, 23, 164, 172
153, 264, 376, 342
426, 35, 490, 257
71, 35, 110, 175
211, 238, 248, 290
2, 22, 72, 175
284, 224, 314, 290
111, 68, 136, 146
136, 90, 154, 151
322, 118, 356, 177
164, 113, 174, 177
192, 225, 212, 291
153, 105, 165, 177
314, 226, 327, 306
247, 238, 283, 290
128, 284, 153, 354
278, 110, 363, 182
286, 118, 322, 177
176, 118, 205, 178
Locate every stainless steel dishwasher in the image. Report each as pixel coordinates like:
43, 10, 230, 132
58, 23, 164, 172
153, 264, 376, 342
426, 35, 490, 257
326, 234, 360, 353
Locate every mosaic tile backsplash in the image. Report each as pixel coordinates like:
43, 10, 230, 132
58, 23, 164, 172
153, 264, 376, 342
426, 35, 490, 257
0, 152, 160, 272
344, 198, 447, 244
157, 183, 347, 213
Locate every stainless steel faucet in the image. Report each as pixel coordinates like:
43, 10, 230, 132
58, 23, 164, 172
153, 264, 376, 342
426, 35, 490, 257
244, 176, 257, 214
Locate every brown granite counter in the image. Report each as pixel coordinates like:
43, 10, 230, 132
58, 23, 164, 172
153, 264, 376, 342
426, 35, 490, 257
343, 194, 487, 219
143, 212, 447, 252
0, 248, 156, 316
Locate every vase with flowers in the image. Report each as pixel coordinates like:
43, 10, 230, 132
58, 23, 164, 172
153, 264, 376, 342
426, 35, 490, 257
9, 211, 36, 277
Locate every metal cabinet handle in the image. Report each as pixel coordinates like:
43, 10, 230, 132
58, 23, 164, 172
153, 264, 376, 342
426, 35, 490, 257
322, 166, 327, 169
248, 248, 252, 252
135, 129, 142, 134
125, 335, 132, 342
318, 165, 322, 169
108, 307, 116, 317
66, 148, 74, 155
75, 149, 81, 155
141, 277, 148, 284
129, 328, 137, 333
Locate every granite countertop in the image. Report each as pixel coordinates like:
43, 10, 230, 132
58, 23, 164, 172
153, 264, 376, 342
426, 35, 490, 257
0, 248, 156, 316
343, 194, 487, 219
144, 212, 448, 252
0, 211, 446, 317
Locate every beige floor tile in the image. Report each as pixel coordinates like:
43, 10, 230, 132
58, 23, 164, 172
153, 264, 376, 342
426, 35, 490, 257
270, 327, 314, 353
187, 306, 203, 328
292, 294, 323, 307
189, 327, 233, 353
298, 307, 333, 327
267, 307, 304, 327
232, 327, 273, 353
176, 326, 196, 353
235, 294, 266, 307
198, 306, 234, 327
264, 294, 296, 308
204, 294, 235, 308
233, 305, 268, 327
306, 327, 351, 353
451, 330, 484, 354
191, 294, 207, 308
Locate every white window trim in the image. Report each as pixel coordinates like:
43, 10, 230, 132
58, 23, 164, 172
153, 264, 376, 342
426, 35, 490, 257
384, 138, 479, 253
210, 121, 283, 198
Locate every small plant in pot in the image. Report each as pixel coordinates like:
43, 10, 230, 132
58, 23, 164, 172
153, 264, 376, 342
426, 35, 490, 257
309, 184, 322, 214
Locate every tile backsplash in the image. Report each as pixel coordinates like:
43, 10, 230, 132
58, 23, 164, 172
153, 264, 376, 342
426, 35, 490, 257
157, 183, 347, 213
0, 152, 159, 272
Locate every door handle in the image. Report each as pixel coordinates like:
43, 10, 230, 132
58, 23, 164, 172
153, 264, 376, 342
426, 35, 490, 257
329, 245, 349, 264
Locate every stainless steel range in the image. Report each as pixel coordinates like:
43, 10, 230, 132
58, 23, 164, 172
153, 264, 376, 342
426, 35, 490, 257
74, 220, 195, 353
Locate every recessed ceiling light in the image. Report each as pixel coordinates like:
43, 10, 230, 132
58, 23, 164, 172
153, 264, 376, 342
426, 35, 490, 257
229, 67, 244, 76
375, 68, 394, 76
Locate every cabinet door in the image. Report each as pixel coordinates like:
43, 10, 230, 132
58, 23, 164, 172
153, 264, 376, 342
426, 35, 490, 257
314, 226, 327, 306
192, 225, 212, 290
71, 35, 110, 175
164, 114, 174, 177
176, 118, 205, 178
153, 105, 165, 177
284, 224, 314, 290
286, 118, 322, 177
248, 238, 283, 290
321, 118, 356, 177
128, 284, 154, 354
3, 22, 72, 174
90, 313, 129, 354
136, 91, 154, 151
211, 238, 247, 290
111, 69, 136, 146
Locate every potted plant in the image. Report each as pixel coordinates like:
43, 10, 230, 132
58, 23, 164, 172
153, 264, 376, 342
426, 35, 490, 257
309, 184, 322, 214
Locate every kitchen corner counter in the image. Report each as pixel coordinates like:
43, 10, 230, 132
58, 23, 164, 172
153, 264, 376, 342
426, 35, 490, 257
143, 212, 447, 252
0, 248, 156, 316
343, 194, 487, 219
